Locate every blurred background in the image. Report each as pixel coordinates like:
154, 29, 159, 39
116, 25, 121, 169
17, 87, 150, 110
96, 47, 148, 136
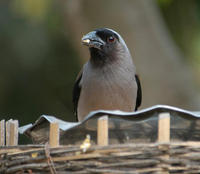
1, 0, 200, 126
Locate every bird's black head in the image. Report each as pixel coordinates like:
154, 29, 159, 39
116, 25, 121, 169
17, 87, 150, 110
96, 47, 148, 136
82, 28, 127, 66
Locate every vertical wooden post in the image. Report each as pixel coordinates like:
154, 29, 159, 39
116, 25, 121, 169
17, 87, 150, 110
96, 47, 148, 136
158, 112, 170, 143
6, 120, 19, 146
49, 122, 59, 147
6, 119, 11, 146
97, 115, 108, 146
158, 112, 170, 174
9, 120, 19, 146
0, 120, 5, 146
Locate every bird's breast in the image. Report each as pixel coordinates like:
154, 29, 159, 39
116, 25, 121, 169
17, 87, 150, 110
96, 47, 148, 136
78, 64, 137, 121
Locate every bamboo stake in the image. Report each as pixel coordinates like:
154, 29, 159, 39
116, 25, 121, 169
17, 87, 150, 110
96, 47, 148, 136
9, 120, 19, 146
6, 119, 12, 146
6, 120, 19, 146
158, 113, 170, 143
97, 115, 109, 146
0, 120, 5, 146
49, 122, 59, 147
158, 112, 170, 174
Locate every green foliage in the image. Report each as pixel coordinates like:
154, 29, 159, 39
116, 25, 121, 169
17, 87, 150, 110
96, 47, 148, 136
157, 0, 173, 7
158, 0, 200, 71
12, 0, 51, 22
0, 1, 80, 124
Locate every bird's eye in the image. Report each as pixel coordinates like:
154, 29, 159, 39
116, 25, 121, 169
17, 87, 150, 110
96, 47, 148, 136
107, 36, 115, 43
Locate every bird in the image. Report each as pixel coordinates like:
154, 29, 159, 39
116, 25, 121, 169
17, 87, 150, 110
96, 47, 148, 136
73, 28, 142, 121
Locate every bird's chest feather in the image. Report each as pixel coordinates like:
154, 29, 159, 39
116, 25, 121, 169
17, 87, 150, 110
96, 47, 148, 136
79, 63, 137, 111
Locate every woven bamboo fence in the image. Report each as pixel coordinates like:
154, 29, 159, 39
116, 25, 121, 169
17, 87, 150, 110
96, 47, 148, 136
1, 113, 200, 174
2, 142, 200, 174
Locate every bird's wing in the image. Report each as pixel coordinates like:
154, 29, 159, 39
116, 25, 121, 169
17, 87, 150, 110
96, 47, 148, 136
135, 74, 142, 111
73, 69, 82, 120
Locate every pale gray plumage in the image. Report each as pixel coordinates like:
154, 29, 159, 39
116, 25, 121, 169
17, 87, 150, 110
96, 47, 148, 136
73, 28, 142, 121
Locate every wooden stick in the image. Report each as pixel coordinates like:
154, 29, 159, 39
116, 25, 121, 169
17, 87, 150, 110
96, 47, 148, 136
0, 120, 5, 146
97, 115, 109, 146
158, 112, 170, 174
9, 120, 19, 146
49, 122, 59, 147
6, 119, 12, 146
158, 112, 170, 143
6, 120, 19, 146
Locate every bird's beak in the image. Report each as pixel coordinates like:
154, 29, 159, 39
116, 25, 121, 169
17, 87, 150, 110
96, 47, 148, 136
82, 31, 105, 49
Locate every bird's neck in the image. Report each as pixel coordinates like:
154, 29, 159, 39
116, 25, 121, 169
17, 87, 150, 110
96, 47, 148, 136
89, 48, 113, 67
